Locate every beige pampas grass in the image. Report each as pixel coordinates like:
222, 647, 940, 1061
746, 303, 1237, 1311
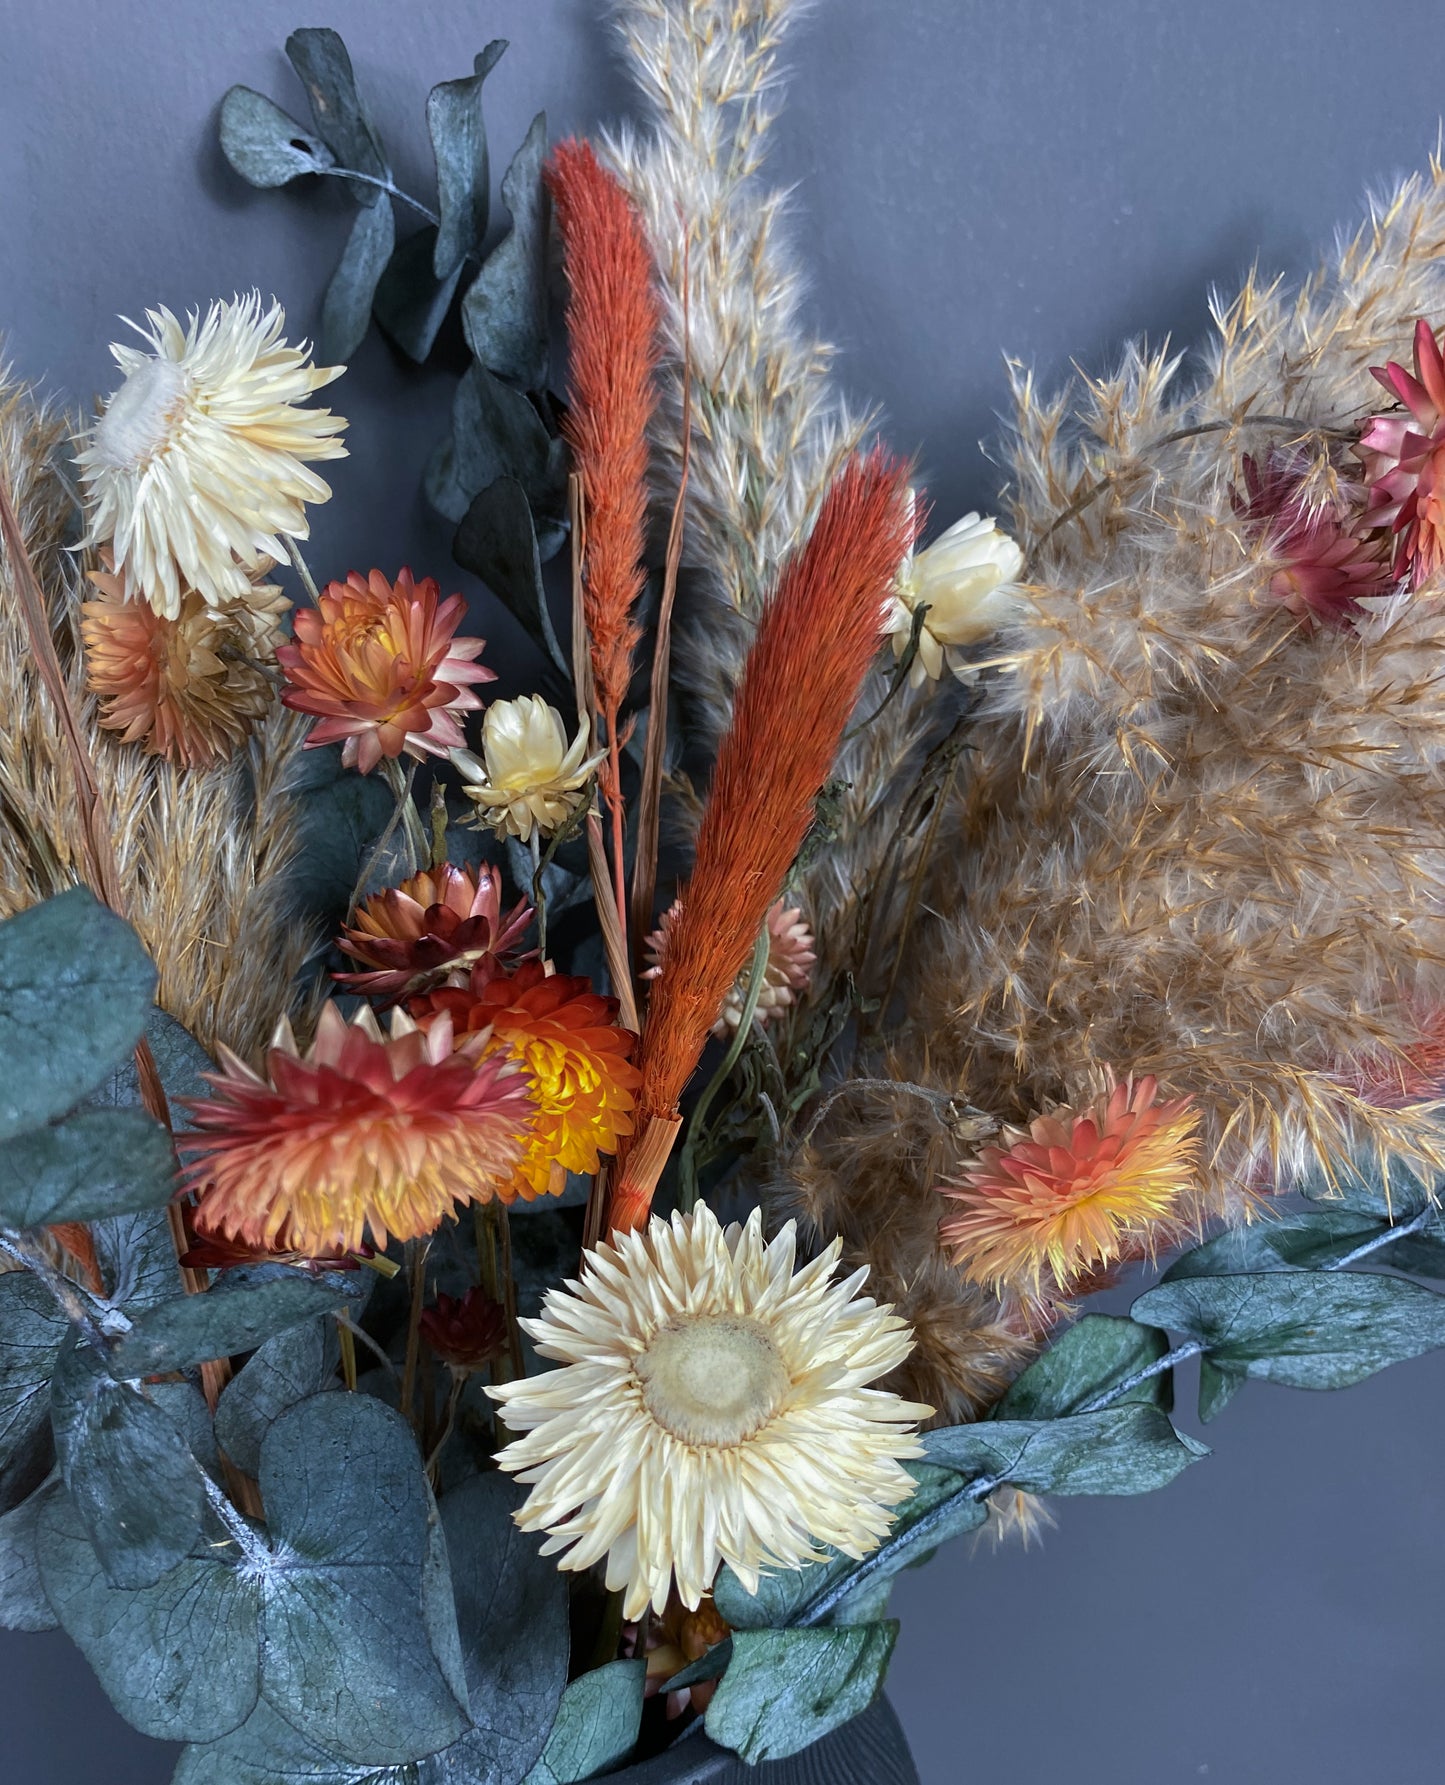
800, 161, 1445, 1385
0, 376, 315, 1062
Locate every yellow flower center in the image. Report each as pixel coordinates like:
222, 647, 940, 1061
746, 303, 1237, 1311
636, 1314, 789, 1448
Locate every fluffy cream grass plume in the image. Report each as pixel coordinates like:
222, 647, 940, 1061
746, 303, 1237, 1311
0, 378, 314, 1061
799, 159, 1445, 1377
605, 0, 951, 1003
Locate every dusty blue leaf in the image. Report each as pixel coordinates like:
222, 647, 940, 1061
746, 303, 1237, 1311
523, 1660, 645, 1785
0, 1108, 175, 1228
704, 1624, 897, 1766
50, 1338, 206, 1589
453, 476, 569, 677
0, 1272, 66, 1474
923, 1403, 1206, 1496
429, 43, 507, 279
994, 1313, 1172, 1418
322, 196, 396, 363
285, 28, 389, 197
427, 363, 561, 525
215, 1317, 339, 1477
374, 227, 464, 362
175, 1697, 420, 1783
419, 1472, 569, 1784
1162, 1209, 1385, 1279
461, 111, 550, 388
0, 887, 156, 1141
98, 1207, 187, 1316
86, 1009, 213, 1132
289, 744, 398, 924
1132, 1269, 1445, 1390
1197, 1356, 1245, 1424
219, 86, 336, 187
0, 1474, 60, 1630
114, 1272, 351, 1376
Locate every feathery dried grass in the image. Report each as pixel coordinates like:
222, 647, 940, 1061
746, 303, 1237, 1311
809, 161, 1445, 1325
0, 378, 316, 1062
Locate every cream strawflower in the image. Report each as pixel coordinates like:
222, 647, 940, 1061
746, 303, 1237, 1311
77, 294, 347, 619
453, 696, 602, 842
885, 507, 1024, 685
490, 1205, 931, 1620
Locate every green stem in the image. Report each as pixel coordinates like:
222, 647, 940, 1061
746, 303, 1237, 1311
677, 926, 772, 1211
281, 535, 323, 606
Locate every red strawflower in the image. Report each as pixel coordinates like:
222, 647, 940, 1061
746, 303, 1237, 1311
1236, 452, 1392, 629
335, 862, 533, 1004
277, 567, 493, 773
1357, 318, 1445, 586
419, 1286, 508, 1370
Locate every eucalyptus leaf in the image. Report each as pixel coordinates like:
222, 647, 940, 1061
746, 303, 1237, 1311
1132, 1270, 1445, 1391
994, 1313, 1172, 1418
219, 86, 337, 187
87, 1009, 213, 1131
429, 42, 507, 279
0, 1474, 59, 1631
1161, 1209, 1384, 1279
175, 1697, 419, 1784
522, 1659, 645, 1785
0, 1108, 175, 1228
50, 1338, 206, 1589
285, 27, 390, 196
1299, 1157, 1438, 1220
418, 1472, 569, 1785
453, 476, 569, 677
0, 887, 156, 1142
922, 1403, 1207, 1496
215, 1316, 340, 1478
0, 1271, 67, 1474
461, 111, 550, 388
428, 364, 560, 525
323, 196, 397, 363
704, 1624, 897, 1766
374, 227, 465, 363
98, 1206, 188, 1317
289, 744, 398, 924
114, 1271, 352, 1376
1197, 1357, 1245, 1423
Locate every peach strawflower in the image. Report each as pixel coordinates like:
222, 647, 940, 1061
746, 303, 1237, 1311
179, 1002, 533, 1255
277, 568, 493, 773
643, 898, 816, 1036
335, 862, 532, 1004
1358, 318, 1445, 586
417, 959, 639, 1200
1343, 1008, 1445, 1110
1235, 451, 1393, 629
939, 1072, 1201, 1302
81, 554, 278, 768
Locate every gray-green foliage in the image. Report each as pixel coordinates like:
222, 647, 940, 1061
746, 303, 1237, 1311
705, 1625, 898, 1767
522, 1660, 645, 1785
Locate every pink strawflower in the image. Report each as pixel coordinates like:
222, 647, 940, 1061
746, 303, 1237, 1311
643, 897, 816, 1036
1357, 318, 1445, 587
335, 862, 532, 1005
1236, 452, 1392, 629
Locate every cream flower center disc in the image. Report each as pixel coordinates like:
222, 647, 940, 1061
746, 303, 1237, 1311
94, 356, 189, 470
637, 1313, 790, 1447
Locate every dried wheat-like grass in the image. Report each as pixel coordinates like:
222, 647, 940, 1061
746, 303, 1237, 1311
0, 379, 315, 1062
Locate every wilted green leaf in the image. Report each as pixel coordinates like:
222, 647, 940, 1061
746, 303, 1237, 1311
704, 1624, 897, 1765
1132, 1270, 1445, 1391
923, 1403, 1207, 1497
429, 42, 507, 280
114, 1271, 352, 1376
285, 28, 390, 197
322, 196, 397, 363
374, 227, 465, 363
523, 1659, 645, 1785
215, 1317, 340, 1478
50, 1338, 205, 1589
461, 112, 550, 388
994, 1313, 1172, 1418
0, 888, 156, 1141
453, 476, 569, 677
219, 86, 336, 187
0, 1475, 59, 1631
0, 1108, 175, 1228
418, 1472, 569, 1785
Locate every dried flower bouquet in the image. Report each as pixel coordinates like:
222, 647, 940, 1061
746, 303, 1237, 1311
3, 5, 1445, 1782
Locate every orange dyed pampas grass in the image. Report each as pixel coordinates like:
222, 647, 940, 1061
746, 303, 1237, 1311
609, 451, 916, 1230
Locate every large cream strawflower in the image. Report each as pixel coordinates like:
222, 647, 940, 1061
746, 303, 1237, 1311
77, 294, 347, 620
453, 695, 602, 842
490, 1205, 931, 1620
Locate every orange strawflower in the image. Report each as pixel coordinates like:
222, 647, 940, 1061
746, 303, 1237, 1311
179, 1002, 533, 1254
81, 555, 277, 768
277, 567, 493, 773
418, 960, 639, 1200
611, 451, 914, 1230
938, 1072, 1201, 1303
336, 862, 532, 1004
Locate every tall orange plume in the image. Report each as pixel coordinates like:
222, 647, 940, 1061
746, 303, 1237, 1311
547, 139, 660, 802
610, 450, 916, 1230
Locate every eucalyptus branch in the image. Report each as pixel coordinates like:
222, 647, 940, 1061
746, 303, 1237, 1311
0, 1228, 122, 1354
1322, 1199, 1438, 1272
321, 167, 439, 226
1074, 1340, 1206, 1417
201, 1469, 271, 1568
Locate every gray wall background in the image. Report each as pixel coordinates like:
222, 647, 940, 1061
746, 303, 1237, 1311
3, 2, 1445, 1780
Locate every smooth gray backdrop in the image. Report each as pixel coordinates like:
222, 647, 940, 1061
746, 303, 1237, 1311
4, 3, 1445, 1781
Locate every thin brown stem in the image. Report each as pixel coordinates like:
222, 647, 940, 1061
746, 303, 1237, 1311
400, 1241, 428, 1429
